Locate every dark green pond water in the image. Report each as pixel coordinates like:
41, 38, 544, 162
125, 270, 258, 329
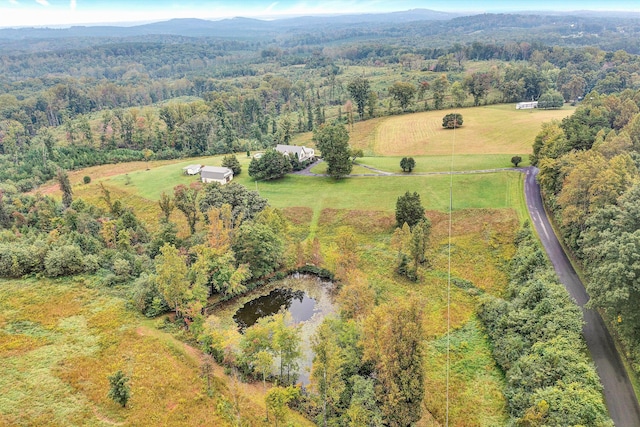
233, 288, 317, 332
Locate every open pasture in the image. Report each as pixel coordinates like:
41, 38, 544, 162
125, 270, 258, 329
346, 104, 573, 156
0, 278, 312, 427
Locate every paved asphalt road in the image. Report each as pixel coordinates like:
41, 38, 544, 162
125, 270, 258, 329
525, 167, 640, 427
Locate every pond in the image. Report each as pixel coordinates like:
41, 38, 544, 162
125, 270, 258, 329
233, 288, 316, 331
231, 275, 335, 385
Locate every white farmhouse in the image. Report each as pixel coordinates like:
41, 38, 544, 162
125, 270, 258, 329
182, 164, 202, 175
200, 166, 233, 184
275, 144, 315, 162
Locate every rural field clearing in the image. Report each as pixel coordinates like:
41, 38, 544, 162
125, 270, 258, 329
314, 206, 516, 425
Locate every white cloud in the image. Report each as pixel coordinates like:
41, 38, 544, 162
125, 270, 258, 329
35, 0, 49, 6
9, 0, 19, 5
70, 0, 76, 11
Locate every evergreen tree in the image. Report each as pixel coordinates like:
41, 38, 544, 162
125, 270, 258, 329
248, 149, 292, 181
107, 370, 131, 408
221, 154, 242, 176
395, 191, 425, 228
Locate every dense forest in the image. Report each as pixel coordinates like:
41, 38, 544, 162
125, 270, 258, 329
2, 9, 640, 425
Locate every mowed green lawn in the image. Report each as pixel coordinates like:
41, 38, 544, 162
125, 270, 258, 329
107, 162, 527, 220
357, 154, 529, 173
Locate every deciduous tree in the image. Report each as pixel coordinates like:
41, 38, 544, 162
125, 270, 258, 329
347, 77, 371, 120
400, 157, 415, 172
265, 386, 300, 427
431, 74, 449, 109
442, 113, 463, 129
232, 221, 283, 279
363, 298, 426, 426
313, 122, 352, 179
155, 243, 190, 317
464, 72, 492, 106
389, 81, 416, 111
158, 192, 174, 222
311, 318, 346, 427
57, 169, 73, 208
173, 183, 200, 235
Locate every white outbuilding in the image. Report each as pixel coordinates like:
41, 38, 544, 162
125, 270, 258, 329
182, 164, 202, 175
200, 166, 234, 185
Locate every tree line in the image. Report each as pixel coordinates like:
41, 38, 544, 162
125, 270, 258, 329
479, 224, 611, 426
534, 87, 640, 379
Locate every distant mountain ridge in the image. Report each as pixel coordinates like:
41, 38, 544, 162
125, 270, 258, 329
0, 9, 467, 39
2, 8, 640, 41
1, 9, 640, 56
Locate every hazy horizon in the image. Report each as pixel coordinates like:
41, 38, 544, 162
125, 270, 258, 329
1, 0, 639, 29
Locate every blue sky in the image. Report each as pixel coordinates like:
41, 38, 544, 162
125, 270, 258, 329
1, 0, 639, 28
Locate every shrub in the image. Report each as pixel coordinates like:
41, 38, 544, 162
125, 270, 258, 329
44, 245, 84, 277
83, 176, 91, 184
442, 113, 463, 129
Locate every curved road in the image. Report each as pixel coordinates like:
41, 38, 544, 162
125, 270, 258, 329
525, 167, 640, 427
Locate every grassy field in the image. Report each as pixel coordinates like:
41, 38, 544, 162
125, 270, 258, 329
369, 104, 574, 156
308, 161, 382, 175
0, 277, 313, 426
357, 154, 530, 173
290, 104, 573, 156
309, 206, 517, 425
100, 168, 528, 236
